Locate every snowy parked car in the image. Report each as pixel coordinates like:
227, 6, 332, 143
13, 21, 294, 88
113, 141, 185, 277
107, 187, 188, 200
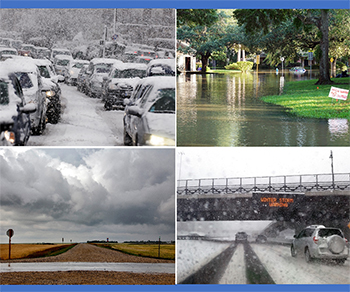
3, 58, 47, 135
123, 76, 175, 146
291, 225, 349, 264
0, 47, 18, 60
53, 55, 73, 80
50, 48, 72, 60
33, 46, 51, 59
76, 66, 90, 94
0, 70, 36, 145
18, 44, 35, 57
33, 59, 63, 124
103, 62, 147, 110
65, 59, 89, 86
85, 58, 122, 98
146, 59, 175, 76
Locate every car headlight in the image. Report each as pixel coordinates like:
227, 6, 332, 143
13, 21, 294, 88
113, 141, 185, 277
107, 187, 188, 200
46, 90, 56, 98
4, 131, 15, 145
144, 134, 175, 146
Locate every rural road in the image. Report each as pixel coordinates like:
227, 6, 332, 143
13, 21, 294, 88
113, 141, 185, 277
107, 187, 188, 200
0, 243, 175, 285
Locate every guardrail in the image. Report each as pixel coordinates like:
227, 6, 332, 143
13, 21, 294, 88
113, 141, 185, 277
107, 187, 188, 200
177, 173, 350, 195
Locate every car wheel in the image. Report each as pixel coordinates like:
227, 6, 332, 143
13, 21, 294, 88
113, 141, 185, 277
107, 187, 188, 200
304, 248, 313, 263
104, 101, 112, 111
123, 128, 132, 146
291, 245, 297, 257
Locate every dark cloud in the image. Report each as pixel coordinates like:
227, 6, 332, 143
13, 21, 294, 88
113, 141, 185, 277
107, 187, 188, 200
0, 148, 175, 243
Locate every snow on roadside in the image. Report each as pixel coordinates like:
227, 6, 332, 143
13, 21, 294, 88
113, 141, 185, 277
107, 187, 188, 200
176, 239, 231, 283
28, 84, 118, 146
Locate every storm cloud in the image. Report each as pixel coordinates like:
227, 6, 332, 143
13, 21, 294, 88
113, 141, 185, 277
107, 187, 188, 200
0, 148, 175, 243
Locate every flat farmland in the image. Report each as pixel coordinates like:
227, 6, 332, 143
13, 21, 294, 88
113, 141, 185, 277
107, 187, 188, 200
0, 244, 76, 260
94, 243, 175, 260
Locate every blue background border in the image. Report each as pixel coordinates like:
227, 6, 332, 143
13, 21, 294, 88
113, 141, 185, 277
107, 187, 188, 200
0, 0, 349, 291
0, 0, 349, 9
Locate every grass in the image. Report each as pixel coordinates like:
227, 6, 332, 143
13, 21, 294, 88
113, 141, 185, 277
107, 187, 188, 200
0, 243, 77, 260
261, 77, 350, 119
92, 243, 175, 260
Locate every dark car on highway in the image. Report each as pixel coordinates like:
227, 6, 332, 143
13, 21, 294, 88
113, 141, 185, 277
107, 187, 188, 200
235, 232, 248, 243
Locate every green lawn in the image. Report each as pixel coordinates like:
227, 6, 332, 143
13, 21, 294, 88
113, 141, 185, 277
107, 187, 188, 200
261, 77, 350, 119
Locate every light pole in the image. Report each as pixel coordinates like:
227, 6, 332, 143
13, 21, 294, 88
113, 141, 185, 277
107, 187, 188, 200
330, 150, 335, 189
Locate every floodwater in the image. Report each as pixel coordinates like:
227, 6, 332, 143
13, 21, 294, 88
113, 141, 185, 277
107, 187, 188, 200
177, 70, 350, 146
0, 262, 175, 273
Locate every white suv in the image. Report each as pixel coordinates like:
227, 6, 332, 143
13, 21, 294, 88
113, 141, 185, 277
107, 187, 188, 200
291, 225, 349, 264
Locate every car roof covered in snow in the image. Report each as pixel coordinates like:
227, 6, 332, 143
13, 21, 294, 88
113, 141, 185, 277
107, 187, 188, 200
54, 54, 73, 60
2, 57, 39, 73
121, 63, 147, 70
147, 58, 175, 70
90, 58, 122, 65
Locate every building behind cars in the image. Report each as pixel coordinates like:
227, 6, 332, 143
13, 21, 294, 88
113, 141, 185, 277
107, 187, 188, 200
0, 69, 36, 146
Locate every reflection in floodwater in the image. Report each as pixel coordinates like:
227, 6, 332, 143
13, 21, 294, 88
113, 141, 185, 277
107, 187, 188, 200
177, 71, 350, 146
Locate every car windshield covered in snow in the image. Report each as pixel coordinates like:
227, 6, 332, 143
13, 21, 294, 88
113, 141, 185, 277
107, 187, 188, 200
119, 68, 147, 79
56, 59, 70, 66
95, 64, 113, 73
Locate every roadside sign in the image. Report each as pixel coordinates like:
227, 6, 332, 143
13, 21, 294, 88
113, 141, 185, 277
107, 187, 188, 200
256, 55, 260, 65
329, 87, 349, 101
308, 52, 313, 60
330, 57, 334, 63
280, 57, 284, 62
6, 229, 14, 238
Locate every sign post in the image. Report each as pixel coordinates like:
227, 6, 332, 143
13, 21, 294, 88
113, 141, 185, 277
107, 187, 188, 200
280, 57, 284, 75
6, 229, 14, 260
256, 55, 260, 72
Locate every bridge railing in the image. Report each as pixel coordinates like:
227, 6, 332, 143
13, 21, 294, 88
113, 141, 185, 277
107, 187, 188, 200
177, 173, 350, 195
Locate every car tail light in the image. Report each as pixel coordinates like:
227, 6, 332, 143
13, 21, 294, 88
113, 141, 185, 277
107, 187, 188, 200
313, 236, 318, 244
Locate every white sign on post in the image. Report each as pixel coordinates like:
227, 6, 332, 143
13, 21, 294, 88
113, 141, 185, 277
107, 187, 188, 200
328, 87, 349, 100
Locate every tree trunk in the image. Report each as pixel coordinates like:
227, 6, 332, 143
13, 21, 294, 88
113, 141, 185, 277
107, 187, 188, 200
201, 53, 210, 73
315, 10, 333, 85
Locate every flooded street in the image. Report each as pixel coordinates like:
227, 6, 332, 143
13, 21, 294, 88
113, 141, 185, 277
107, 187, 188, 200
177, 71, 350, 146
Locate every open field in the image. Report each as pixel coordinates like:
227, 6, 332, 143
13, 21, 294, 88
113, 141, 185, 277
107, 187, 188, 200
261, 77, 350, 119
93, 243, 176, 260
0, 244, 76, 260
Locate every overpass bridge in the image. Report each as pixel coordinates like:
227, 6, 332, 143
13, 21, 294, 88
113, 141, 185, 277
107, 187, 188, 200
177, 173, 350, 236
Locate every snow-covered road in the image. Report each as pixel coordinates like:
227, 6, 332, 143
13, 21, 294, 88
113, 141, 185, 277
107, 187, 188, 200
177, 240, 350, 284
28, 84, 125, 146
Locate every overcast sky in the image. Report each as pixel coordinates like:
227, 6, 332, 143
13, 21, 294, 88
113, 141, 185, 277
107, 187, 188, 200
0, 148, 175, 243
177, 147, 350, 180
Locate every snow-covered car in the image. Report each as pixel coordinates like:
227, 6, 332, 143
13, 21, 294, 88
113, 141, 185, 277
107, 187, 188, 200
50, 48, 72, 60
18, 44, 35, 57
65, 60, 89, 86
3, 58, 47, 135
0, 47, 18, 59
291, 225, 349, 264
85, 58, 122, 98
235, 232, 248, 243
146, 59, 175, 76
33, 59, 62, 124
53, 55, 73, 79
289, 67, 306, 74
33, 46, 50, 59
76, 66, 89, 94
123, 76, 175, 146
103, 62, 147, 110
0, 70, 36, 146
